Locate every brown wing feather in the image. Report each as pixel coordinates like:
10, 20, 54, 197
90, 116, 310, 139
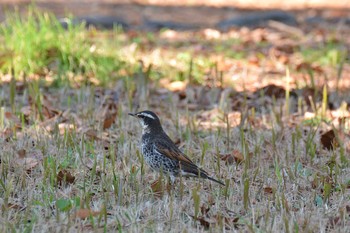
154, 140, 194, 164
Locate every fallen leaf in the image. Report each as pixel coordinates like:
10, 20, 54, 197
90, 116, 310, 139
84, 128, 101, 141
0, 128, 13, 140
346, 205, 350, 215
221, 150, 244, 165
301, 87, 323, 106
84, 158, 104, 175
190, 215, 210, 229
167, 81, 187, 92
5, 112, 22, 129
131, 165, 137, 174
220, 215, 241, 229
178, 90, 187, 100
28, 95, 60, 120
261, 84, 286, 98
7, 203, 25, 210
263, 186, 274, 194
321, 129, 338, 150
226, 216, 240, 225
17, 149, 26, 158
248, 55, 260, 67
15, 81, 26, 93
71, 209, 100, 220
275, 44, 296, 54
5, 112, 21, 128
232, 150, 244, 163
327, 216, 341, 229
337, 116, 350, 129
42, 105, 60, 119
150, 179, 171, 198
221, 154, 234, 164
201, 204, 211, 216
103, 112, 117, 129
57, 170, 75, 185
15, 157, 39, 171
20, 106, 32, 118
296, 62, 323, 74
126, 30, 139, 39
151, 179, 163, 197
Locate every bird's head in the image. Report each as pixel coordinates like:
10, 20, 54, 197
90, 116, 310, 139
128, 110, 162, 133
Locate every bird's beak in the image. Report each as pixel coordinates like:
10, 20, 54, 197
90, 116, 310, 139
128, 113, 137, 118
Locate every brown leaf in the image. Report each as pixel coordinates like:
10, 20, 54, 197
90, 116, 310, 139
84, 128, 101, 141
20, 106, 32, 117
178, 91, 187, 100
275, 44, 295, 54
7, 203, 25, 210
17, 149, 26, 158
57, 170, 75, 185
222, 216, 241, 229
15, 157, 39, 171
261, 84, 286, 98
103, 112, 117, 129
0, 128, 13, 140
327, 216, 341, 229
150, 179, 171, 198
301, 87, 323, 106
131, 165, 137, 174
200, 204, 211, 216
232, 150, 244, 163
28, 94, 60, 120
190, 215, 210, 229
42, 105, 57, 119
221, 154, 234, 165
346, 205, 350, 215
221, 150, 244, 165
321, 130, 338, 150
226, 216, 240, 224
263, 187, 274, 194
72, 209, 100, 220
248, 55, 260, 67
126, 30, 139, 39
5, 112, 21, 128
296, 62, 323, 74
84, 158, 104, 176
150, 179, 163, 198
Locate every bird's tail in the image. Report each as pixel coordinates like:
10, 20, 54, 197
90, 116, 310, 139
195, 168, 225, 186
207, 176, 225, 186
180, 162, 225, 186
196, 167, 225, 186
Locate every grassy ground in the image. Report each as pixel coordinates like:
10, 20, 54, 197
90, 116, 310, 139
0, 8, 350, 232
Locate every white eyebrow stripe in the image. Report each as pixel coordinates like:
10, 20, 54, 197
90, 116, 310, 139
139, 113, 156, 119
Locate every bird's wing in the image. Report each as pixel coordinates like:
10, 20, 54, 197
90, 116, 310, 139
153, 138, 224, 186
153, 139, 194, 165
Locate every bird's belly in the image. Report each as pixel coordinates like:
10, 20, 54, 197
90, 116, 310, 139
141, 143, 178, 174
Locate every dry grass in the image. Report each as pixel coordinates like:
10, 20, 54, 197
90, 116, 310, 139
1, 81, 350, 232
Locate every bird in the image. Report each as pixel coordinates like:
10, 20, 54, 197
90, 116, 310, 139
129, 110, 225, 186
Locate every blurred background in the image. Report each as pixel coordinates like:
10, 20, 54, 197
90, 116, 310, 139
0, 0, 349, 30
